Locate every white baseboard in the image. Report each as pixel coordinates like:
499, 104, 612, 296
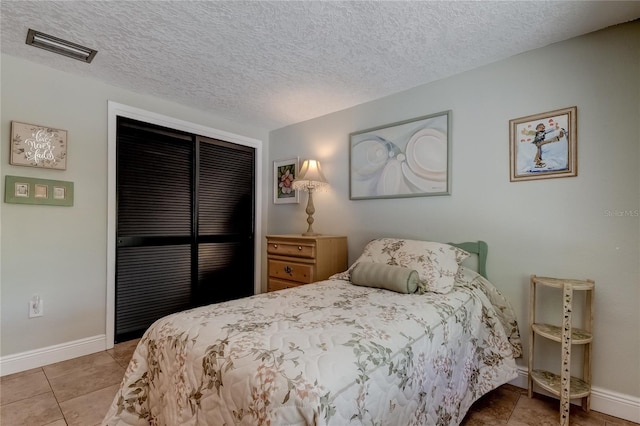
510, 367, 640, 423
0, 334, 106, 377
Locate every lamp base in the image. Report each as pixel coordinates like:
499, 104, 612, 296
302, 232, 321, 236
302, 187, 320, 236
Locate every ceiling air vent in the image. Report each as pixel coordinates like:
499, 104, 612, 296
26, 29, 97, 63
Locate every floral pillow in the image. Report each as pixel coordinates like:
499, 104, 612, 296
331, 238, 469, 294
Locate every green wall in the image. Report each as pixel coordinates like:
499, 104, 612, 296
269, 22, 640, 398
1, 54, 269, 356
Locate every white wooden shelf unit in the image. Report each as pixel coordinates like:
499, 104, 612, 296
528, 275, 594, 426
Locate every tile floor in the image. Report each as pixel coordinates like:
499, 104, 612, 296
1, 339, 638, 425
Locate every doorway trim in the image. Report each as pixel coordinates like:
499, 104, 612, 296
107, 101, 263, 349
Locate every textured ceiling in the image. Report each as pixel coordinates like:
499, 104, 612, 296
2, 1, 639, 130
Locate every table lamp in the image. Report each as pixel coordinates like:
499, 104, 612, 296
292, 159, 328, 236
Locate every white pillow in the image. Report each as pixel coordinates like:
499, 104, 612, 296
332, 238, 469, 294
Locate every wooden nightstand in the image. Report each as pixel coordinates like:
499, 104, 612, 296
266, 234, 347, 292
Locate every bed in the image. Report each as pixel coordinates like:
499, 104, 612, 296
103, 238, 522, 426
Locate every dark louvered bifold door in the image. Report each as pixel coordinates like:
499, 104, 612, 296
115, 119, 194, 342
115, 118, 256, 343
196, 137, 255, 305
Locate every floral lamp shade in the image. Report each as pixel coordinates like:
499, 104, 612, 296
292, 159, 328, 191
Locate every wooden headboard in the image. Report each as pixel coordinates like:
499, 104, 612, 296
450, 241, 488, 279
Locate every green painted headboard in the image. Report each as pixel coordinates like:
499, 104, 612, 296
449, 241, 488, 279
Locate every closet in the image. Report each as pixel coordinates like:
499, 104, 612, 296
115, 117, 255, 342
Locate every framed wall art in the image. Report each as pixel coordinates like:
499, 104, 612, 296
273, 157, 299, 204
4, 175, 74, 206
10, 121, 68, 170
510, 106, 577, 181
350, 110, 451, 200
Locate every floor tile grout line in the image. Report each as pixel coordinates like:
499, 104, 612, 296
42, 366, 68, 425
0, 367, 53, 408
506, 393, 521, 423
41, 350, 124, 426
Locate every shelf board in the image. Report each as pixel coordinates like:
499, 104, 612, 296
531, 370, 591, 399
533, 276, 594, 291
532, 323, 592, 344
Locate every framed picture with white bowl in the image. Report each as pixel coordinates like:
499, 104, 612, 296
349, 111, 451, 200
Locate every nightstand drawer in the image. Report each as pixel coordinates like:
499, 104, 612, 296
267, 241, 315, 258
268, 278, 302, 292
268, 259, 314, 283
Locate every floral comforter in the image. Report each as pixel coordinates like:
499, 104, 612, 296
103, 267, 521, 426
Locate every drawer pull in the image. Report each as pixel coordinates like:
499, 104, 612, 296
298, 246, 302, 250
284, 266, 293, 275
274, 244, 278, 248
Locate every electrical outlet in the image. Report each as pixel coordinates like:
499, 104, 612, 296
29, 296, 43, 318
